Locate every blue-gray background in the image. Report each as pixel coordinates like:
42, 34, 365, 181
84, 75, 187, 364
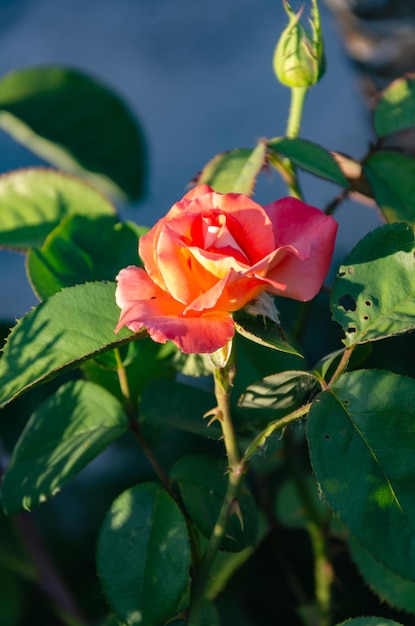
0, 0, 383, 320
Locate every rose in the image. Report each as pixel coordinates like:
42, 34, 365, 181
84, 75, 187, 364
115, 184, 337, 354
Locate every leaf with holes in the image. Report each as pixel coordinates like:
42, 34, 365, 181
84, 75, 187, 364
331, 223, 415, 346
97, 483, 191, 626
308, 369, 415, 581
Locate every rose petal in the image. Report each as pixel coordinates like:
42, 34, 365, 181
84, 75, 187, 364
115, 266, 184, 333
142, 311, 235, 354
264, 197, 338, 300
115, 265, 234, 353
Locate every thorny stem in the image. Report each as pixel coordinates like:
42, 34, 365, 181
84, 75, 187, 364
188, 349, 246, 625
114, 348, 173, 497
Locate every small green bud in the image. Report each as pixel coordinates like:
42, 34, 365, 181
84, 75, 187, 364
273, 0, 325, 88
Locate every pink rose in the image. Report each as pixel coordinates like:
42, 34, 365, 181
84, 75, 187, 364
115, 185, 337, 354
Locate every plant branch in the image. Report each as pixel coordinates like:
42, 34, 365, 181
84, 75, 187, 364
188, 349, 246, 625
114, 348, 173, 496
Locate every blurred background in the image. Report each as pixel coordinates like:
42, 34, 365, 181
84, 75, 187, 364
1, 2, 415, 625
0, 0, 401, 322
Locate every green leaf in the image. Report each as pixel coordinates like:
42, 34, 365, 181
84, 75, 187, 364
239, 370, 319, 414
349, 536, 415, 614
96, 483, 191, 626
27, 215, 146, 299
0, 66, 146, 200
234, 312, 302, 356
193, 140, 267, 195
331, 223, 415, 346
1, 380, 128, 514
308, 369, 415, 581
171, 352, 213, 378
140, 380, 221, 439
0, 168, 115, 250
268, 137, 350, 188
170, 453, 258, 552
374, 74, 415, 137
336, 617, 403, 626
363, 151, 415, 226
0, 282, 137, 409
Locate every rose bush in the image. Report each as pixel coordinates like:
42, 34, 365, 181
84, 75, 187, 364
115, 184, 337, 353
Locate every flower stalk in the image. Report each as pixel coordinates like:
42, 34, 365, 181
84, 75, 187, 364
188, 345, 246, 625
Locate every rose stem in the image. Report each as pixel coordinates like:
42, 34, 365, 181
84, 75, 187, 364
188, 353, 246, 625
284, 430, 333, 626
283, 85, 308, 199
114, 348, 173, 497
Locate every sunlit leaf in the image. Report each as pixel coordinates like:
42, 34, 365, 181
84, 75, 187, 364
0, 66, 146, 200
331, 223, 415, 345
1, 380, 128, 514
0, 282, 138, 409
27, 214, 146, 299
308, 369, 415, 581
363, 151, 415, 226
192, 140, 267, 195
0, 169, 115, 250
374, 73, 415, 137
97, 483, 191, 626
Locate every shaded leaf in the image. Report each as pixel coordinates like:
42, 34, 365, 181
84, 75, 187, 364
239, 370, 318, 414
192, 140, 267, 195
0, 282, 138, 409
349, 537, 415, 614
331, 223, 415, 346
308, 369, 415, 581
268, 137, 349, 188
336, 617, 403, 626
0, 168, 115, 250
1, 380, 128, 514
0, 66, 146, 200
363, 151, 415, 226
140, 380, 221, 439
97, 483, 191, 626
374, 73, 415, 137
